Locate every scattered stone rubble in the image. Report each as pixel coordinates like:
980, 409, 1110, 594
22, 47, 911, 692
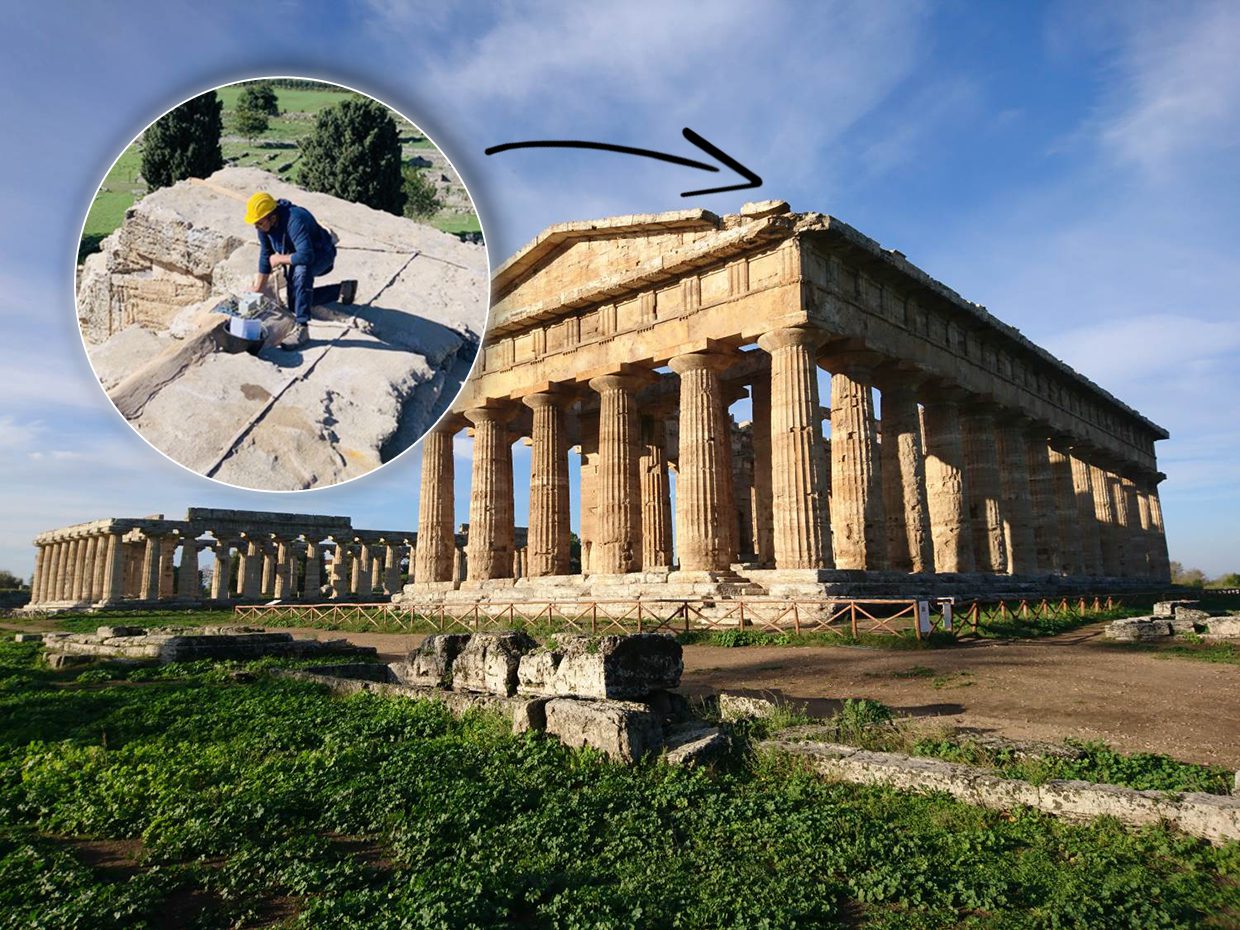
31, 626, 375, 668
1104, 600, 1240, 642
77, 166, 487, 490
284, 631, 722, 766
761, 736, 1240, 846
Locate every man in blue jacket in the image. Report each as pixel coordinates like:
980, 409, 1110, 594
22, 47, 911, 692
245, 192, 357, 349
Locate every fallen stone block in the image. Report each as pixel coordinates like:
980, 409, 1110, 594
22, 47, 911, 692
1205, 617, 1240, 639
516, 633, 682, 699
13, 633, 43, 643
512, 696, 551, 734
663, 722, 729, 766
404, 633, 471, 687
452, 631, 537, 696
1153, 600, 1197, 618
1104, 617, 1172, 641
543, 697, 664, 763
97, 626, 146, 638
718, 692, 780, 721
1175, 607, 1212, 623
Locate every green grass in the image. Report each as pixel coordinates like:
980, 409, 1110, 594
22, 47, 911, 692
77, 81, 449, 259
0, 639, 1236, 928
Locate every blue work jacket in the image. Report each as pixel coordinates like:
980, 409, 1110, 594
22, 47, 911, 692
256, 199, 334, 274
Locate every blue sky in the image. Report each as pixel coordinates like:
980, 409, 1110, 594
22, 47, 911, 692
1, 0, 1237, 578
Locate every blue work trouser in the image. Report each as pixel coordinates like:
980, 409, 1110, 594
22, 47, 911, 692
285, 242, 340, 324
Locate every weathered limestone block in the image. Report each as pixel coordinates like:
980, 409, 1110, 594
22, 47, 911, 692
402, 633, 472, 688
96, 625, 146, 638
543, 697, 664, 762
1153, 600, 1193, 618
718, 692, 780, 721
663, 722, 729, 766
1205, 617, 1240, 639
1103, 617, 1172, 641
1175, 607, 1212, 623
451, 631, 538, 696
516, 633, 683, 699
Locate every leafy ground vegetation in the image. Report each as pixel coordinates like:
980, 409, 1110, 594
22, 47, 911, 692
1, 641, 1237, 929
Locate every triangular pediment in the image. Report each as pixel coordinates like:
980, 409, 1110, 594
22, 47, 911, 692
489, 207, 796, 336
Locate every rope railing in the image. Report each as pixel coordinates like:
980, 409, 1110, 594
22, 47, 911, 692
233, 594, 1131, 640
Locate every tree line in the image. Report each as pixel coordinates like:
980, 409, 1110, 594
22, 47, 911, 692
140, 83, 440, 219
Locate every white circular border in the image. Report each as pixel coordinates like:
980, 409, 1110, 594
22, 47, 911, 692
73, 73, 492, 494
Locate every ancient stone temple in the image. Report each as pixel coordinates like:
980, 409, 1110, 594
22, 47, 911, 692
402, 201, 1171, 602
26, 508, 419, 610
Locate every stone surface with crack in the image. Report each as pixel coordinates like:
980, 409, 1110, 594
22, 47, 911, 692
77, 166, 487, 489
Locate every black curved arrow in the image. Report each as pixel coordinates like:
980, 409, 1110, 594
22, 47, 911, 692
485, 127, 762, 198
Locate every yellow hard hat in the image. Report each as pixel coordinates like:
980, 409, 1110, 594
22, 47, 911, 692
244, 192, 277, 225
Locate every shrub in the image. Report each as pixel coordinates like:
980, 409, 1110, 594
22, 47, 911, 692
141, 92, 223, 190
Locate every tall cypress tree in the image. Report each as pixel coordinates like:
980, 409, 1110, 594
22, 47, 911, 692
299, 98, 405, 215
141, 91, 224, 190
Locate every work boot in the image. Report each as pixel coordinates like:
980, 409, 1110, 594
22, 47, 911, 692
339, 280, 358, 305
279, 323, 309, 350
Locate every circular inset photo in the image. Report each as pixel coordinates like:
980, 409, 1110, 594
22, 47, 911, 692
75, 77, 489, 491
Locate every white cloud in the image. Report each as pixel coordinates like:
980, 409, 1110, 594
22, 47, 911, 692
1094, 1, 1240, 176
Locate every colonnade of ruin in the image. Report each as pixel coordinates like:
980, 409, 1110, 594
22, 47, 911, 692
27, 508, 418, 609
407, 202, 1171, 598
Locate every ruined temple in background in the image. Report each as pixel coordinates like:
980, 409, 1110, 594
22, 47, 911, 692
400, 200, 1171, 602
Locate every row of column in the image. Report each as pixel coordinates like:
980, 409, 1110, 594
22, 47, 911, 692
30, 531, 417, 606
415, 326, 1171, 584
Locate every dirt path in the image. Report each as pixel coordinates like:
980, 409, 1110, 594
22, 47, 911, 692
7, 621, 1237, 768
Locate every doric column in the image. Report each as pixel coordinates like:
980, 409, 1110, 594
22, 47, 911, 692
158, 539, 175, 600
465, 406, 516, 581
272, 539, 292, 599
1090, 464, 1121, 576
178, 541, 200, 600
1070, 451, 1104, 577
1146, 480, 1171, 582
123, 543, 141, 598
48, 541, 66, 601
242, 537, 263, 599
369, 547, 384, 592
960, 405, 1007, 574
211, 543, 232, 600
28, 545, 46, 605
88, 535, 107, 602
303, 542, 322, 597
353, 541, 374, 597
140, 533, 163, 601
523, 392, 571, 576
922, 393, 975, 573
639, 413, 673, 571
876, 379, 934, 574
1048, 440, 1084, 575
73, 536, 94, 601
1105, 471, 1130, 576
33, 544, 51, 604
589, 373, 646, 574
1119, 477, 1147, 576
756, 328, 831, 570
577, 410, 599, 574
383, 544, 402, 594
329, 542, 350, 598
415, 423, 459, 584
1024, 432, 1060, 573
261, 545, 276, 596
44, 543, 61, 602
668, 351, 739, 573
454, 547, 467, 583
750, 367, 775, 567
101, 532, 125, 604
995, 419, 1036, 575
1134, 482, 1155, 579
63, 538, 81, 601
826, 357, 886, 571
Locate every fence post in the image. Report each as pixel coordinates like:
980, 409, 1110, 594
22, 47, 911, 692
850, 602, 859, 639
591, 603, 597, 635
637, 602, 644, 634
738, 601, 747, 631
